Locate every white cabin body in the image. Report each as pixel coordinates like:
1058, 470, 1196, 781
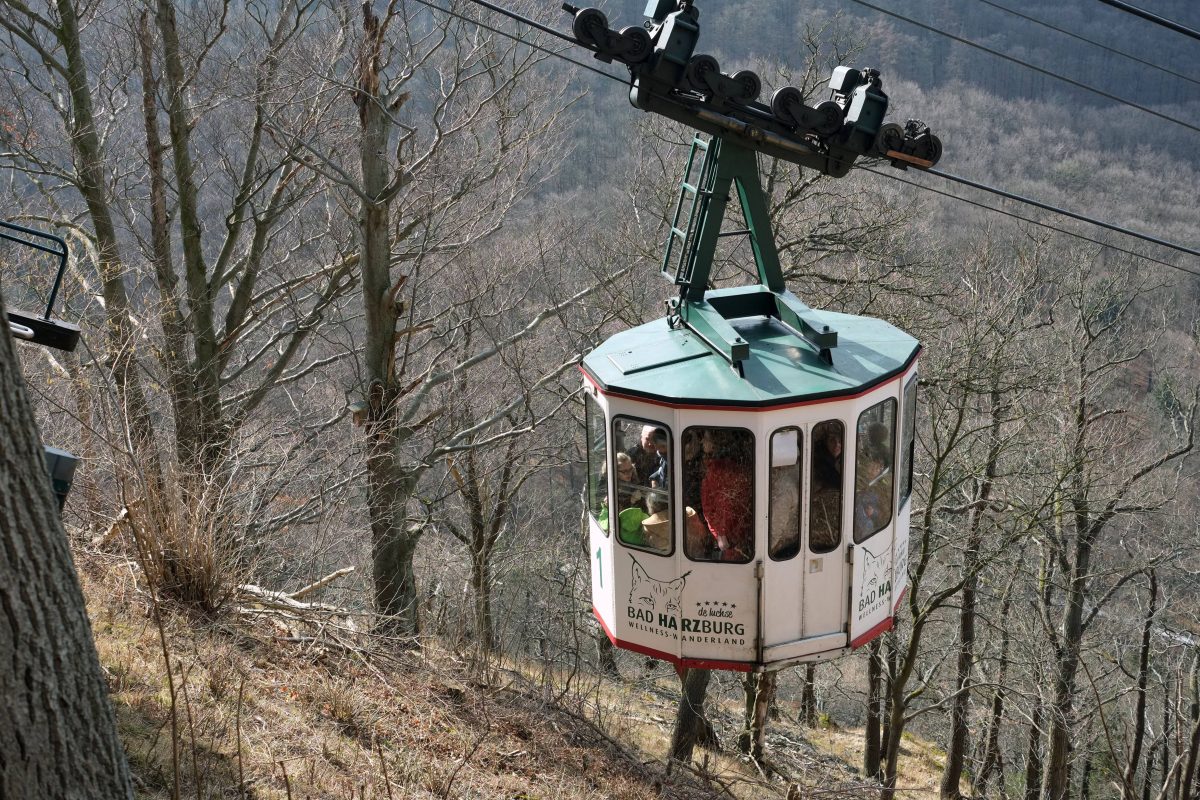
581, 307, 919, 672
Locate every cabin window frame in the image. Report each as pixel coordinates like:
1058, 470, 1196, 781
611, 415, 675, 557
853, 399, 897, 544
681, 425, 756, 565
768, 427, 803, 562
808, 419, 845, 555
898, 376, 918, 509
584, 392, 610, 536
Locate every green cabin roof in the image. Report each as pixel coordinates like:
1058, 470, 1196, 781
582, 301, 919, 408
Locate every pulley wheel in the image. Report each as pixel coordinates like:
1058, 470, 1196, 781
923, 134, 942, 165
770, 86, 803, 126
812, 100, 843, 136
619, 25, 653, 63
731, 70, 761, 103
573, 8, 609, 48
685, 54, 721, 94
875, 122, 905, 155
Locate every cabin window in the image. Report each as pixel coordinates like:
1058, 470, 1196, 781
809, 420, 844, 554
682, 426, 755, 563
585, 393, 609, 535
769, 428, 802, 561
898, 377, 918, 509
854, 399, 897, 543
612, 417, 673, 555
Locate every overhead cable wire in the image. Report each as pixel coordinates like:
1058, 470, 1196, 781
456, 0, 581, 45
925, 167, 1200, 261
843, 0, 1200, 136
429, 0, 1200, 274
1097, 0, 1200, 42
971, 0, 1200, 88
410, 0, 626, 84
857, 165, 1200, 277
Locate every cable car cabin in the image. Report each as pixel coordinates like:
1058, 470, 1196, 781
582, 288, 919, 673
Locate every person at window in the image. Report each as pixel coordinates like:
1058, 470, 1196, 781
681, 431, 712, 558
641, 492, 671, 552
700, 430, 753, 561
855, 453, 888, 536
814, 428, 843, 490
646, 427, 670, 488
626, 425, 662, 485
866, 422, 892, 471
811, 426, 843, 550
614, 452, 643, 511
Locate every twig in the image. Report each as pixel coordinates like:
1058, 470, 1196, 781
236, 674, 246, 800
288, 566, 355, 600
92, 503, 134, 547
376, 737, 395, 800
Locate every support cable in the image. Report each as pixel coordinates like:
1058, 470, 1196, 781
857, 165, 1200, 278
451, 0, 581, 45
1096, 0, 1200, 42
410, 0, 626, 83
971, 0, 1200, 88
926, 167, 1200, 261
843, 0, 1200, 136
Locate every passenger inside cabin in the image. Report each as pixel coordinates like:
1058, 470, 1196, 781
614, 452, 643, 511
647, 427, 670, 488
700, 429, 754, 562
681, 431, 713, 558
641, 492, 671, 552
854, 454, 888, 536
810, 423, 844, 551
626, 425, 663, 486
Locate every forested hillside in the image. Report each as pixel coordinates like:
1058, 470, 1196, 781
2, 0, 1198, 798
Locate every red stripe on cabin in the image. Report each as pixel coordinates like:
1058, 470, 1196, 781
849, 615, 895, 649
894, 586, 908, 612
579, 357, 919, 413
592, 608, 752, 673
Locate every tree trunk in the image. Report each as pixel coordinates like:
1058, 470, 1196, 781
670, 668, 717, 764
356, 3, 422, 636
739, 671, 777, 762
0, 292, 135, 799
54, 0, 162, 485
865, 638, 884, 780
942, 388, 1003, 800
367, 460, 421, 635
154, 0, 229, 477
977, 566, 1017, 800
1026, 704, 1046, 800
800, 663, 818, 726
595, 630, 620, 678
1180, 656, 1200, 800
471, 553, 495, 654
1043, 529, 1092, 800
939, 550, 977, 800
1122, 572, 1158, 800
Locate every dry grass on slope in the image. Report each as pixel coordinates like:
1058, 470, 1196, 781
78, 548, 948, 800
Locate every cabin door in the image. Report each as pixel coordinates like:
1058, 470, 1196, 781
763, 422, 847, 652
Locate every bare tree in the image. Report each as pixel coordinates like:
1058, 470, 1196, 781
300, 0, 594, 635
1034, 262, 1197, 800
1, 0, 163, 484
